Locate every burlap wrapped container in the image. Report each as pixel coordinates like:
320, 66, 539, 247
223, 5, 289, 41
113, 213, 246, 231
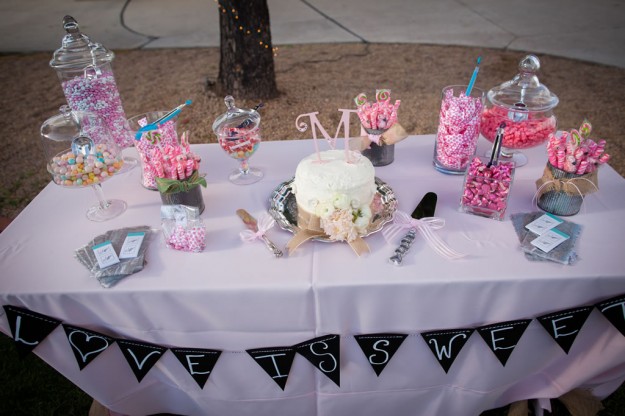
535, 163, 599, 216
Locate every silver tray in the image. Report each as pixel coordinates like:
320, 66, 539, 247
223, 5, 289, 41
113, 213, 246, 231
268, 177, 397, 242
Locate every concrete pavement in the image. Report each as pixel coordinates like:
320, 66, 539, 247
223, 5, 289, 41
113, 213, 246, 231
0, 0, 624, 68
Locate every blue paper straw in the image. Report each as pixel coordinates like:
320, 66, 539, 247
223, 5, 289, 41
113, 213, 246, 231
465, 57, 482, 96
134, 100, 192, 139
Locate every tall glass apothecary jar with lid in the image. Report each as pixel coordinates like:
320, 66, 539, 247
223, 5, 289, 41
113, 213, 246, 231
50, 15, 134, 152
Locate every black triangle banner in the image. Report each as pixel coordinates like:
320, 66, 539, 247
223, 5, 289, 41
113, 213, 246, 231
421, 328, 474, 373
294, 335, 340, 387
537, 306, 593, 354
62, 324, 115, 370
246, 346, 296, 390
3, 305, 62, 358
116, 339, 167, 382
171, 347, 222, 389
596, 295, 625, 337
354, 333, 408, 376
477, 320, 531, 366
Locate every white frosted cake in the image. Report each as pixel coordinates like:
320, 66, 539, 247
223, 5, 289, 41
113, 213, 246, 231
292, 149, 376, 241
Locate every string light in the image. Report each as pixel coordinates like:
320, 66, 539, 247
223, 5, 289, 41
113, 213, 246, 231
214, 0, 279, 56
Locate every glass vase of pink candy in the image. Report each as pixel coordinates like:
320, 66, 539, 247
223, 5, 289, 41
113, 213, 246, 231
481, 55, 559, 167
433, 85, 485, 174
50, 16, 137, 171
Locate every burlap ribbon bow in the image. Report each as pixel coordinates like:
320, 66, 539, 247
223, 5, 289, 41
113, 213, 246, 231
535, 164, 599, 198
286, 209, 370, 256
156, 171, 207, 194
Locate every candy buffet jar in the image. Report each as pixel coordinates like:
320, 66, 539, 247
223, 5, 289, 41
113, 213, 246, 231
212, 96, 263, 185
459, 156, 515, 221
40, 106, 126, 221
126, 111, 180, 190
41, 106, 124, 188
481, 55, 559, 167
49, 15, 133, 150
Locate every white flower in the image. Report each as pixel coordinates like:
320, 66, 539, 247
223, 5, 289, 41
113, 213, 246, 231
315, 201, 334, 219
332, 193, 351, 210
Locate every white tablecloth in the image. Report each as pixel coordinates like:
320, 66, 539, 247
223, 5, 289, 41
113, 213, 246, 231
1, 136, 625, 416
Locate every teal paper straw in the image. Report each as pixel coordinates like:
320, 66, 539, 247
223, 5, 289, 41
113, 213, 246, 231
465, 56, 482, 96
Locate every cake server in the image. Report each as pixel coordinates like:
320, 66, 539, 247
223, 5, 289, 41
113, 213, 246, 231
236, 209, 283, 258
389, 192, 437, 265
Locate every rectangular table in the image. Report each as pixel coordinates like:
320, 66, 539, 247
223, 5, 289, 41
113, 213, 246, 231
1, 136, 625, 416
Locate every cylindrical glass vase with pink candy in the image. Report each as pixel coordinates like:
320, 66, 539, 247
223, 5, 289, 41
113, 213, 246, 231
481, 55, 559, 167
127, 110, 183, 190
433, 85, 485, 174
49, 16, 136, 168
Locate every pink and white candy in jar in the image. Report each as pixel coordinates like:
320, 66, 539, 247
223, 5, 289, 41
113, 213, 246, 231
212, 96, 263, 185
49, 16, 133, 151
481, 55, 558, 167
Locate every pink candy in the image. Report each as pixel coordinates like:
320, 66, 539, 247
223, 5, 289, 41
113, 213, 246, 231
218, 127, 261, 160
354, 90, 400, 132
62, 70, 134, 149
434, 88, 484, 171
135, 119, 180, 188
481, 106, 556, 149
461, 157, 514, 220
165, 224, 206, 252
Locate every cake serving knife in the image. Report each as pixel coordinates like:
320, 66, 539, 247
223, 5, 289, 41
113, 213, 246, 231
389, 192, 437, 266
236, 209, 283, 258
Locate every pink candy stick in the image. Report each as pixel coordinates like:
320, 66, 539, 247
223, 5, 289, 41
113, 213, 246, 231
598, 153, 611, 164
556, 147, 565, 170
576, 160, 589, 175
186, 159, 194, 177
564, 155, 576, 173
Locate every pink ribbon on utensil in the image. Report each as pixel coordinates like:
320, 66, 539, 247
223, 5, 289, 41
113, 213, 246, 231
239, 213, 276, 242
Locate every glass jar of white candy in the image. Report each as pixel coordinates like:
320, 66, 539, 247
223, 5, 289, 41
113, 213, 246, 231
40, 106, 127, 221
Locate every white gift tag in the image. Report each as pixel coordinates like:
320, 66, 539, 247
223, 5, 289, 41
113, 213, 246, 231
525, 213, 563, 235
119, 232, 145, 259
92, 241, 120, 269
531, 229, 570, 253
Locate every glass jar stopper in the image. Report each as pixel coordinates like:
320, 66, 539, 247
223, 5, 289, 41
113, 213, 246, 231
487, 54, 559, 113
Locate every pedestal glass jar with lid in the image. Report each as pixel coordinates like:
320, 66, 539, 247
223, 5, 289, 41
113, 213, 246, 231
49, 15, 136, 167
480, 55, 559, 167
41, 106, 127, 221
212, 96, 263, 185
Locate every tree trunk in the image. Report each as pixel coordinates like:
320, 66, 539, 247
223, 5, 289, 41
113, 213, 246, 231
216, 0, 278, 99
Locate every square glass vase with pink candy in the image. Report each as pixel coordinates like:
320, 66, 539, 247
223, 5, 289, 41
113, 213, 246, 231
460, 123, 515, 221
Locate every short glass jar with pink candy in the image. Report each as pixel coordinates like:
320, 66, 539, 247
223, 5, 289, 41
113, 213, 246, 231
460, 156, 515, 221
481, 55, 559, 167
460, 123, 515, 221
